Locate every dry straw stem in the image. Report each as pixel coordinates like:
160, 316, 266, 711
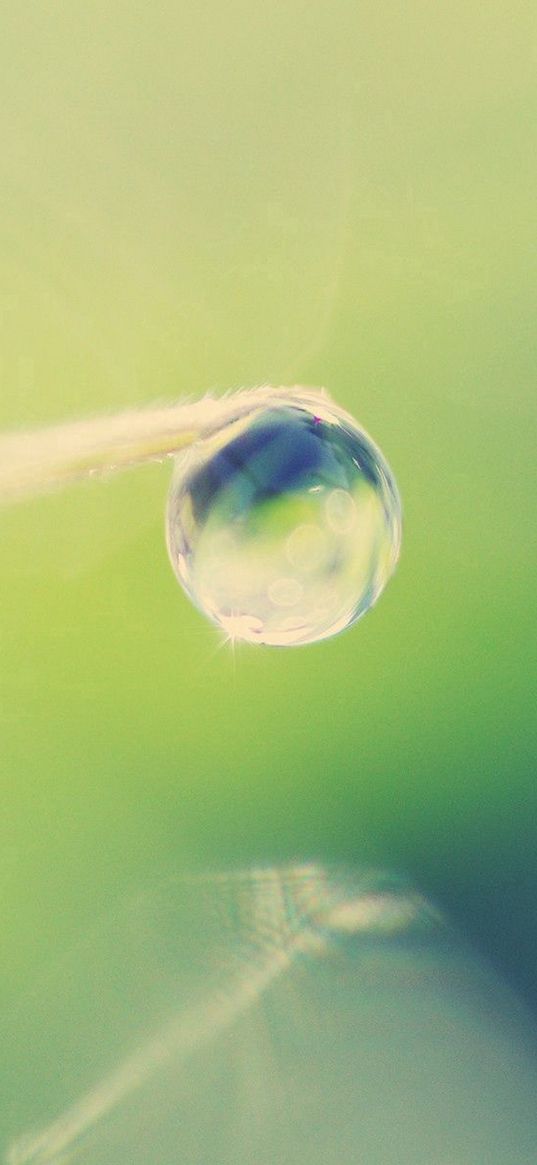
0, 386, 327, 505
5, 864, 429, 1165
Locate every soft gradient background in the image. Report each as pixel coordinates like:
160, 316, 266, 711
1, 0, 536, 1115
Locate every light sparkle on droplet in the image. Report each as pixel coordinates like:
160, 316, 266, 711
166, 388, 401, 646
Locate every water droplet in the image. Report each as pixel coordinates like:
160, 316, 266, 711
166, 389, 401, 646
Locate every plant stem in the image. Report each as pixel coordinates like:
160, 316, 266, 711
0, 386, 324, 504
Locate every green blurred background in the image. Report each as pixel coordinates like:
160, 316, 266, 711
1, 0, 536, 1040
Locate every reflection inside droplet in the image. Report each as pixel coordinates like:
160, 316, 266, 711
286, 523, 327, 572
166, 389, 402, 646
268, 577, 303, 607
326, 488, 357, 534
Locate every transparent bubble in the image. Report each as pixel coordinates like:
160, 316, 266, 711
166, 389, 402, 646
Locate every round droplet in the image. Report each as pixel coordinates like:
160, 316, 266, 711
166, 389, 401, 646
